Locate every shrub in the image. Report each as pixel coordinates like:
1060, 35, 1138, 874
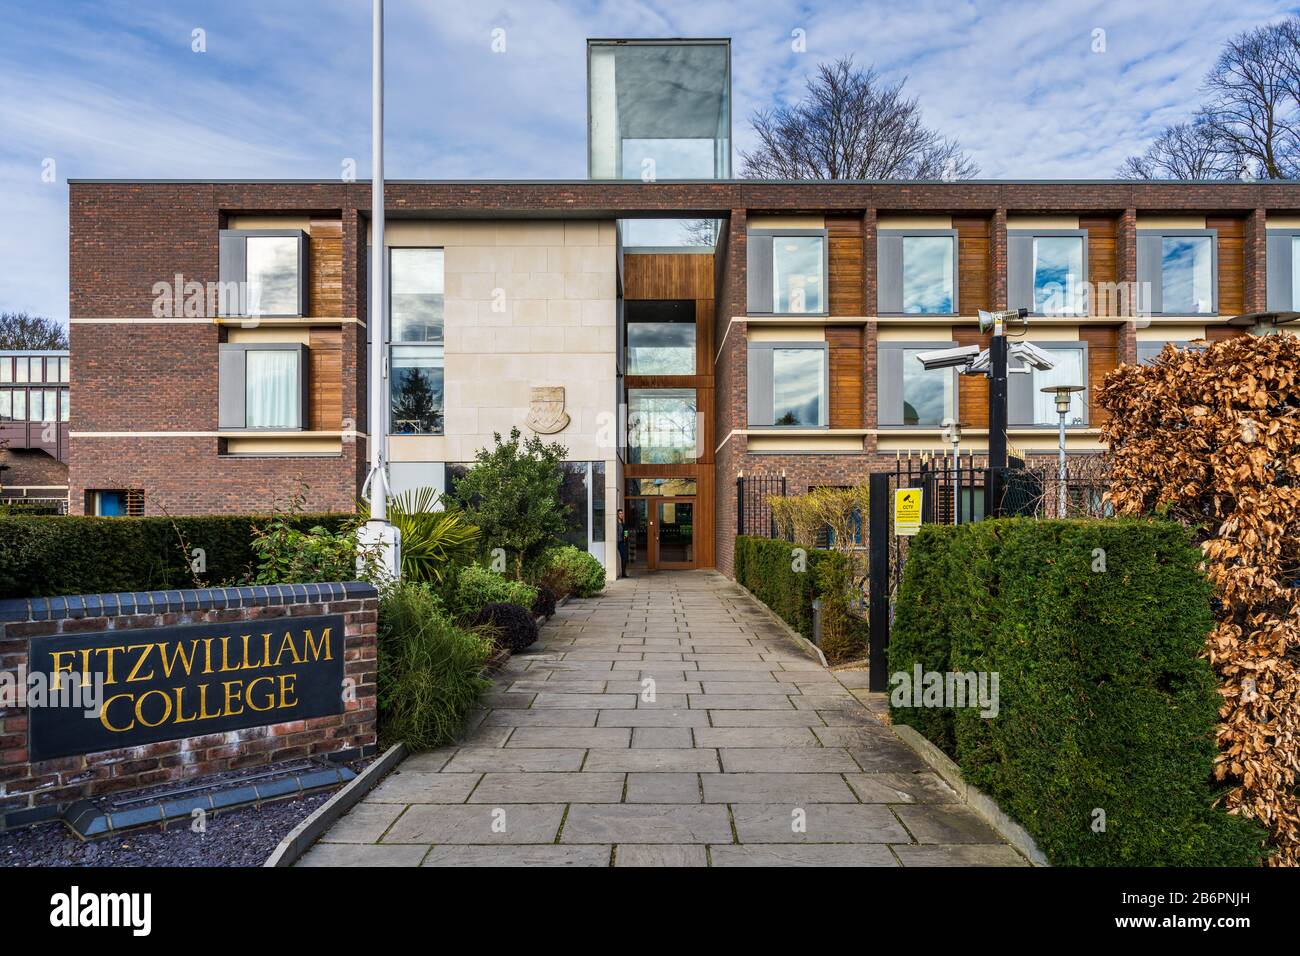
0, 512, 353, 598
538, 545, 605, 598
889, 518, 1267, 867
252, 516, 362, 585
449, 426, 569, 578
1099, 333, 1300, 864
471, 602, 539, 653
733, 535, 865, 664
451, 564, 538, 620
377, 583, 493, 750
0, 503, 61, 516
386, 487, 480, 585
532, 584, 557, 619
536, 563, 575, 599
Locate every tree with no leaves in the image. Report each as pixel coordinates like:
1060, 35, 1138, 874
0, 312, 68, 350
740, 57, 979, 181
1119, 17, 1300, 179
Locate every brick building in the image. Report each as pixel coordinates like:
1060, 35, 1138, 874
66, 39, 1300, 577
0, 350, 70, 511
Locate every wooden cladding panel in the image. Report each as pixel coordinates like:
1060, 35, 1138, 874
695, 297, 715, 377
1080, 326, 1118, 425
1206, 325, 1248, 342
308, 327, 343, 430
1208, 217, 1245, 316
954, 218, 991, 314
309, 219, 344, 319
623, 253, 715, 301
1076, 217, 1118, 295
826, 326, 864, 428
827, 215, 864, 316
953, 328, 990, 428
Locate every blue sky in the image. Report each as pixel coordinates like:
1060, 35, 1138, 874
2, 0, 1296, 323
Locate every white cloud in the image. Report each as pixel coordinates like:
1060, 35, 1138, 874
1, 0, 1296, 321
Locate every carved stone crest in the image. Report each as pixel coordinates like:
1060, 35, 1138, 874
524, 386, 570, 434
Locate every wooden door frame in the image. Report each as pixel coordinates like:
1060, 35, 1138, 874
652, 496, 697, 570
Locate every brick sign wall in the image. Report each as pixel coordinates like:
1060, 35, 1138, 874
0, 582, 377, 827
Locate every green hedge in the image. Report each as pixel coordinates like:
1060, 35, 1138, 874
0, 513, 354, 599
734, 535, 866, 663
889, 518, 1267, 866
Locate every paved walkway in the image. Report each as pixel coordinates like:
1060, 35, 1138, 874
300, 571, 1022, 867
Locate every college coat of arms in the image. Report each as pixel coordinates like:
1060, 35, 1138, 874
524, 386, 570, 434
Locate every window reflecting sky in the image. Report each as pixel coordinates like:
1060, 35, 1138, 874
772, 348, 824, 426
627, 316, 695, 374
902, 236, 954, 314
628, 388, 697, 463
902, 348, 951, 425
773, 237, 823, 313
245, 236, 299, 315
391, 247, 444, 343
1161, 236, 1213, 313
1033, 236, 1084, 314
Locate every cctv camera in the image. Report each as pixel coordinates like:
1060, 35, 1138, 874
914, 344, 981, 372
1009, 341, 1057, 372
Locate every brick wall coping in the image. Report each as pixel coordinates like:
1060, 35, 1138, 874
0, 581, 377, 624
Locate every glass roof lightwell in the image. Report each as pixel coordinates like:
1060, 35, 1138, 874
588, 39, 731, 181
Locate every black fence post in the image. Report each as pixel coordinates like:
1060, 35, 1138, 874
868, 471, 890, 692
736, 476, 744, 538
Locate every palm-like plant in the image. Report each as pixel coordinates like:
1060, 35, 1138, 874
386, 487, 481, 584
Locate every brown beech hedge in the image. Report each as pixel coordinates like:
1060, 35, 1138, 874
1100, 333, 1300, 866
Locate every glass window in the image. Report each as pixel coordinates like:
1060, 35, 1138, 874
0, 358, 9, 383
10, 390, 24, 421
1292, 237, 1300, 309
95, 491, 128, 517
772, 348, 825, 426
588, 40, 730, 180
60, 357, 70, 382
560, 462, 591, 549
390, 248, 444, 343
1161, 236, 1213, 314
773, 236, 824, 314
42, 390, 56, 422
391, 345, 444, 435
0, 391, 9, 420
626, 301, 695, 374
627, 388, 697, 464
29, 357, 43, 383
902, 349, 954, 426
60, 389, 70, 422
1033, 236, 1085, 315
28, 389, 42, 423
1031, 348, 1086, 425
592, 462, 606, 541
902, 236, 955, 314
14, 359, 27, 383
626, 478, 698, 496
245, 350, 299, 428
245, 235, 300, 315
621, 219, 719, 250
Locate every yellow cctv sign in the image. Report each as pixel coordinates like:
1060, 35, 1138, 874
895, 488, 923, 536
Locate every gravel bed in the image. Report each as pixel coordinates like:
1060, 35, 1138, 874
0, 757, 372, 867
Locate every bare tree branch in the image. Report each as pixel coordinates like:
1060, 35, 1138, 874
1119, 16, 1300, 180
740, 57, 979, 181
0, 312, 68, 350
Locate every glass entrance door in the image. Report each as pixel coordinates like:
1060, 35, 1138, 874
626, 499, 650, 573
655, 499, 695, 569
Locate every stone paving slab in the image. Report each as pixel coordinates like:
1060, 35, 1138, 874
302, 570, 1018, 867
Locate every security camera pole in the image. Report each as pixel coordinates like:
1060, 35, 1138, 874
980, 309, 1026, 515
358, 0, 401, 579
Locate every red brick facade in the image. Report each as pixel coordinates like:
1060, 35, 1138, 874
69, 179, 1300, 569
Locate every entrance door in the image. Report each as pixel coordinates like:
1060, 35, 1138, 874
623, 496, 696, 572
655, 498, 695, 569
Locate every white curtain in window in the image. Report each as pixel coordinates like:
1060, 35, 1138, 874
1033, 349, 1085, 425
246, 350, 298, 428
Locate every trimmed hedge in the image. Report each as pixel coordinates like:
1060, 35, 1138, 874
449, 564, 538, 621
889, 518, 1267, 866
536, 545, 605, 598
0, 513, 353, 599
734, 535, 866, 663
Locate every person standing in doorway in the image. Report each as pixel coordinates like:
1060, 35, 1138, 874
616, 508, 627, 578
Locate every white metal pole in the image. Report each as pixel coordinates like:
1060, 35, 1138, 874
1057, 407, 1067, 517
369, 0, 386, 524
952, 441, 959, 525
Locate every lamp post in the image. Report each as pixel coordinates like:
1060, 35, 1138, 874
1040, 384, 1085, 517
940, 417, 963, 524
358, 0, 401, 580
1225, 310, 1300, 336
